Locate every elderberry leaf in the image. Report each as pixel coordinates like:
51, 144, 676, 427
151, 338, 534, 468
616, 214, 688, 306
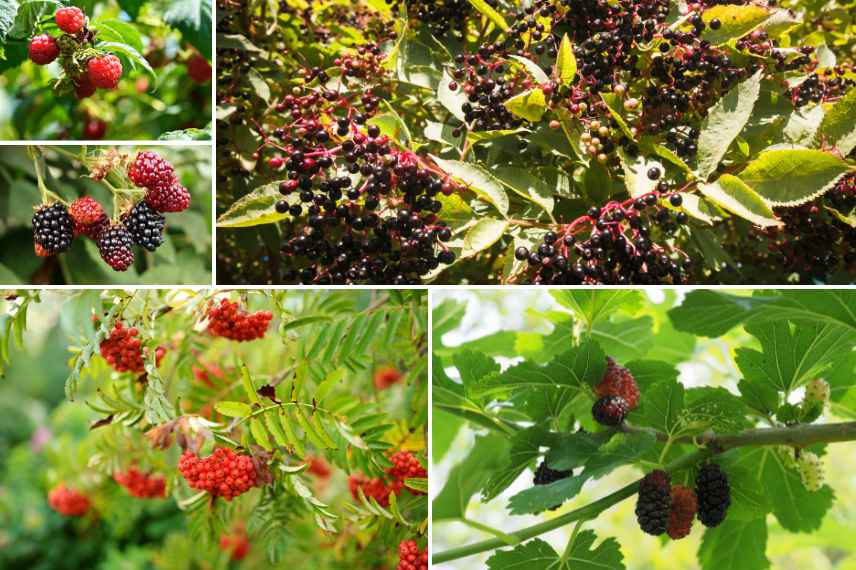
431, 156, 510, 216
700, 5, 772, 46
698, 517, 770, 570
216, 182, 297, 228
555, 34, 576, 87
508, 55, 550, 85
461, 217, 508, 258
504, 88, 548, 123
815, 87, 856, 156
698, 174, 781, 228
738, 149, 853, 206
468, 0, 509, 31
493, 166, 555, 216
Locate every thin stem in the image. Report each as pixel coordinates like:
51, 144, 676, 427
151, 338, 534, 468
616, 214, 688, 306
28, 146, 66, 205
462, 518, 518, 545
560, 520, 584, 562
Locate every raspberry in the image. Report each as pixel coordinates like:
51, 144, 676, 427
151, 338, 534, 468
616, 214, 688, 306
595, 357, 640, 410
33, 203, 74, 254
83, 119, 107, 139
69, 196, 105, 226
797, 451, 824, 492
695, 463, 731, 528
667, 485, 697, 540
145, 182, 191, 213
122, 201, 166, 251
179, 448, 259, 501
592, 395, 629, 426
114, 468, 166, 499
28, 34, 59, 65
48, 484, 90, 517
374, 365, 402, 389
99, 322, 166, 373
534, 460, 573, 511
75, 76, 96, 99
397, 540, 428, 570
306, 456, 332, 479
206, 299, 273, 341
187, 53, 212, 84
219, 531, 250, 561
636, 470, 671, 535
128, 151, 177, 192
97, 223, 135, 271
55, 6, 86, 34
87, 54, 123, 89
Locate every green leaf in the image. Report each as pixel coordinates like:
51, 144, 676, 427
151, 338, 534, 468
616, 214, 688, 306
550, 290, 643, 329
487, 539, 557, 570
452, 350, 500, 392
683, 387, 752, 434
467, 0, 509, 31
696, 70, 763, 180
698, 517, 770, 570
601, 93, 635, 141
250, 418, 272, 450
462, 218, 508, 258
0, 0, 19, 43
94, 19, 144, 54
617, 148, 660, 198
246, 69, 271, 103
815, 87, 856, 155
625, 360, 679, 392
216, 33, 262, 53
632, 380, 685, 434
97, 42, 156, 83
503, 88, 547, 123
698, 174, 781, 227
165, 0, 212, 60
701, 5, 772, 46
564, 531, 624, 570
668, 291, 767, 337
368, 102, 411, 146
488, 532, 624, 570
482, 426, 552, 501
738, 149, 852, 206
492, 166, 555, 216
437, 69, 467, 122
508, 55, 550, 85
555, 34, 576, 86
216, 182, 294, 228
590, 316, 654, 362
432, 409, 463, 464
431, 156, 510, 216
214, 401, 252, 418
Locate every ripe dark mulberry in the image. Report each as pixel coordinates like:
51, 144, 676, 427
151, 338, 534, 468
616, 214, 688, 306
122, 201, 166, 251
592, 395, 629, 426
636, 470, 671, 535
534, 460, 572, 511
695, 463, 731, 527
595, 357, 640, 410
97, 223, 135, 271
33, 203, 74, 254
667, 485, 697, 539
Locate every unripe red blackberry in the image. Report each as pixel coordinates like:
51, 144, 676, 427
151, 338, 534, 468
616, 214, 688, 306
145, 182, 191, 213
33, 203, 74, 254
69, 196, 105, 226
122, 201, 166, 251
206, 299, 273, 341
667, 485, 697, 539
128, 151, 177, 192
48, 484, 90, 516
592, 395, 629, 426
397, 540, 428, 570
595, 357, 640, 409
29, 34, 59, 65
695, 463, 731, 527
97, 223, 135, 271
636, 470, 671, 535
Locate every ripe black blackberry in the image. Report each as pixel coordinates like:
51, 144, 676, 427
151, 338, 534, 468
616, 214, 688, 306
33, 203, 74, 254
122, 201, 165, 251
695, 463, 731, 528
97, 223, 135, 271
592, 395, 629, 426
636, 470, 672, 535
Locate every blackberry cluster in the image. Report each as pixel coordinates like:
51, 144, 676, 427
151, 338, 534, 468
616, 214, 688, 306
349, 450, 426, 506
514, 185, 691, 284
592, 395, 629, 426
595, 357, 640, 409
397, 540, 428, 570
122, 201, 166, 251
178, 448, 259, 501
695, 463, 730, 527
99, 322, 167, 373
635, 470, 672, 535
206, 299, 274, 341
32, 203, 74, 254
219, 530, 250, 561
48, 484, 90, 517
667, 486, 698, 540
113, 468, 167, 499
373, 365, 402, 390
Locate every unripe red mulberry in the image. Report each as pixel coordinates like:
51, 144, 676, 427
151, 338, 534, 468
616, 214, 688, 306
595, 357, 640, 410
667, 485, 697, 539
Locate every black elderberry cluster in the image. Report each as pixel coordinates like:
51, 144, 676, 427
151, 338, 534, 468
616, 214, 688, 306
451, 53, 524, 133
122, 201, 166, 251
695, 463, 731, 527
32, 203, 74, 254
636, 470, 672, 535
387, 0, 477, 37
791, 67, 855, 107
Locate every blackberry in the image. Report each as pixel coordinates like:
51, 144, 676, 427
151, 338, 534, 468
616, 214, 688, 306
636, 470, 671, 535
695, 463, 731, 527
533, 460, 573, 511
592, 395, 629, 426
122, 201, 166, 251
33, 203, 74, 254
97, 224, 135, 271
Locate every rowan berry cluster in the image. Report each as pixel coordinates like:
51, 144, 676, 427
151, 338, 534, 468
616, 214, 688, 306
206, 299, 273, 341
178, 448, 259, 501
113, 468, 167, 499
373, 366, 403, 390
48, 484, 91, 517
219, 530, 251, 561
28, 7, 124, 98
348, 451, 426, 506
306, 456, 332, 480
397, 540, 428, 570
99, 322, 166, 373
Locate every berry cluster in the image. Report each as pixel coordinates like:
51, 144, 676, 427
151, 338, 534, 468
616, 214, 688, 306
99, 322, 166, 373
397, 540, 428, 570
178, 448, 259, 501
695, 463, 731, 528
219, 530, 251, 561
306, 456, 332, 480
592, 357, 639, 425
348, 451, 426, 506
28, 7, 124, 98
388, 0, 480, 37
113, 468, 167, 499
374, 365, 403, 390
206, 299, 273, 341
48, 484, 90, 517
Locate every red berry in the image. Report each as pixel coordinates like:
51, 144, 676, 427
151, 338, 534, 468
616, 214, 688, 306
99, 322, 167, 373
74, 76, 96, 99
397, 540, 428, 570
69, 196, 105, 226
34, 242, 51, 257
83, 119, 107, 139
595, 357, 640, 410
55, 6, 86, 34
667, 485, 698, 540
87, 54, 123, 89
29, 34, 59, 65
187, 53, 212, 84
114, 468, 166, 499
206, 299, 273, 342
48, 484, 90, 517
96, 223, 135, 271
128, 151, 177, 192
178, 448, 259, 501
145, 182, 191, 213
374, 366, 402, 390
306, 456, 331, 479
219, 530, 250, 561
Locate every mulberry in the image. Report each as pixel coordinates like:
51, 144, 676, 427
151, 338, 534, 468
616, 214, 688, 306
592, 395, 629, 426
636, 470, 671, 535
667, 485, 697, 540
595, 357, 640, 409
695, 463, 731, 527
534, 460, 572, 511
797, 451, 824, 492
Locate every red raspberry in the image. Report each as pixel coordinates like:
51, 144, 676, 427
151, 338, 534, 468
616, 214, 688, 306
206, 299, 273, 342
83, 119, 106, 139
306, 456, 331, 480
48, 484, 90, 516
55, 6, 86, 34
99, 322, 167, 373
145, 182, 191, 213
178, 448, 259, 501
75, 76, 96, 99
667, 485, 698, 540
128, 151, 177, 192
595, 357, 640, 410
374, 366, 402, 390
69, 196, 105, 226
87, 54, 123, 89
96, 223, 134, 271
29, 34, 59, 65
397, 540, 428, 570
114, 468, 166, 499
219, 531, 250, 561
187, 53, 212, 84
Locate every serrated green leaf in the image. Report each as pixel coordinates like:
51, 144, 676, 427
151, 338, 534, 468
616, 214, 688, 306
555, 34, 576, 86
508, 55, 550, 85
467, 0, 509, 31
504, 88, 547, 123
250, 418, 272, 450
701, 5, 771, 46
216, 182, 296, 228
214, 401, 252, 418
698, 174, 781, 227
462, 218, 508, 258
698, 517, 770, 570
431, 156, 510, 216
815, 87, 856, 155
738, 149, 852, 206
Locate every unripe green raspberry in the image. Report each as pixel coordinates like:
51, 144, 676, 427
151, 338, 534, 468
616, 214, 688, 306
797, 451, 824, 492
